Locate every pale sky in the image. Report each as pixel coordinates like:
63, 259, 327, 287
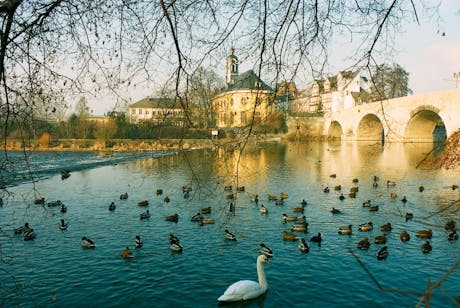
88, 2, 460, 115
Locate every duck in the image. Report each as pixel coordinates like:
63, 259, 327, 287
282, 213, 297, 223
448, 230, 458, 241
259, 243, 273, 258
237, 186, 245, 192
369, 205, 379, 212
293, 204, 305, 213
191, 212, 202, 221
298, 238, 310, 253
23, 229, 36, 241
199, 218, 215, 225
401, 196, 407, 203
140, 210, 151, 219
400, 230, 410, 242
14, 222, 31, 234
170, 242, 183, 253
226, 193, 234, 200
323, 187, 330, 193
352, 178, 359, 183
156, 189, 163, 195
120, 246, 134, 259
61, 169, 71, 180
362, 200, 371, 207
339, 194, 345, 201
81, 236, 95, 248
372, 181, 378, 188
183, 191, 190, 199
119, 192, 128, 200
387, 180, 396, 187
419, 186, 425, 192
338, 225, 352, 235
295, 215, 307, 224
291, 222, 308, 232
134, 235, 143, 248
330, 207, 341, 214
200, 207, 211, 214
300, 199, 307, 206
34, 197, 45, 204
350, 186, 359, 192
405, 212, 414, 221
416, 229, 433, 239
218, 254, 271, 302
137, 200, 149, 206
390, 192, 397, 199
348, 192, 356, 198
421, 241, 432, 254
373, 175, 379, 181
374, 234, 387, 244
169, 233, 180, 245
109, 202, 116, 211
165, 213, 179, 223
182, 185, 192, 193
59, 219, 68, 230
445, 220, 456, 231
330, 174, 336, 178
282, 231, 298, 241
358, 222, 373, 232
280, 192, 289, 200
224, 185, 232, 191
163, 196, 170, 203
225, 229, 237, 241
452, 184, 459, 190
376, 246, 388, 260
380, 223, 392, 232
335, 185, 342, 191
47, 200, 63, 207
60, 204, 67, 213
228, 202, 235, 212
268, 194, 277, 201
251, 195, 259, 203
275, 199, 284, 205
357, 237, 371, 250
310, 232, 322, 246
259, 204, 268, 214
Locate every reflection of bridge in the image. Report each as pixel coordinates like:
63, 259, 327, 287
325, 89, 460, 142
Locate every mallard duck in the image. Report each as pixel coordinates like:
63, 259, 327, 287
350, 186, 359, 192
156, 189, 163, 195
357, 237, 370, 250
349, 192, 356, 198
401, 196, 407, 203
250, 195, 259, 203
387, 180, 396, 187
275, 199, 284, 205
81, 236, 95, 248
400, 230, 410, 242
300, 199, 307, 206
60, 204, 67, 213
380, 223, 392, 232
109, 202, 116, 211
134, 235, 143, 248
282, 213, 297, 222
376, 246, 388, 260
224, 185, 233, 191
452, 184, 458, 190
338, 225, 352, 235
372, 181, 378, 188
282, 231, 298, 241
140, 210, 151, 219
358, 222, 373, 232
34, 197, 45, 204
120, 247, 134, 259
291, 222, 308, 232
259, 243, 273, 258
169, 233, 180, 244
298, 238, 310, 253
120, 193, 128, 200
237, 186, 245, 192
330, 207, 341, 214
445, 220, 456, 231
390, 192, 397, 199
419, 186, 425, 192
310, 232, 322, 246
448, 230, 458, 241
421, 241, 432, 254
335, 185, 341, 191
369, 205, 379, 212
23, 229, 36, 241
416, 229, 433, 239
268, 194, 277, 201
373, 175, 379, 181
259, 204, 268, 214
362, 200, 371, 207
330, 174, 337, 178
225, 229, 237, 241
170, 242, 183, 253
293, 204, 305, 213
405, 212, 414, 221
199, 218, 215, 225
295, 215, 307, 224
352, 178, 359, 183
47, 200, 62, 207
59, 219, 68, 230
191, 212, 202, 221
14, 222, 31, 234
323, 187, 330, 193
374, 234, 387, 244
163, 196, 170, 203
280, 192, 289, 200
226, 193, 234, 200
200, 207, 211, 214
137, 200, 149, 206
165, 213, 179, 223
183, 191, 190, 198
339, 194, 345, 201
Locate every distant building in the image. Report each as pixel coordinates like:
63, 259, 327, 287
212, 48, 276, 128
127, 97, 185, 125
289, 71, 372, 115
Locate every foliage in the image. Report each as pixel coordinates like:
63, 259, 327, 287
370, 63, 413, 101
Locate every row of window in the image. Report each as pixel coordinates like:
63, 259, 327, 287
130, 108, 184, 116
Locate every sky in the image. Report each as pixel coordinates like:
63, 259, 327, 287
88, 2, 460, 115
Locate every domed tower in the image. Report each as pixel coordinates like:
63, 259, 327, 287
226, 48, 239, 85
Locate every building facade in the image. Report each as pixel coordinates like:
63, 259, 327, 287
127, 97, 185, 125
212, 49, 275, 128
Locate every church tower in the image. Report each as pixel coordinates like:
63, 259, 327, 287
226, 48, 239, 85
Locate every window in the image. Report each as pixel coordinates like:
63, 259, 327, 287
255, 81, 261, 88
241, 111, 247, 124
138, 109, 142, 115
241, 97, 247, 105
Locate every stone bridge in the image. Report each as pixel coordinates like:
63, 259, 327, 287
324, 88, 460, 142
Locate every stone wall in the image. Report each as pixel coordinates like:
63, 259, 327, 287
286, 116, 326, 140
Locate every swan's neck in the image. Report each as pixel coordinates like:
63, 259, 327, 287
257, 259, 268, 290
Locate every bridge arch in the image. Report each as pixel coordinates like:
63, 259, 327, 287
327, 121, 343, 139
357, 113, 384, 142
405, 106, 446, 142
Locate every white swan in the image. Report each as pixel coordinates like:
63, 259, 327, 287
218, 254, 270, 302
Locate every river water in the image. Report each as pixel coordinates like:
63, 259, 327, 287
0, 141, 459, 307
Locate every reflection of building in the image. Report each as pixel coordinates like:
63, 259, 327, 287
289, 71, 371, 115
212, 48, 275, 128
127, 97, 185, 125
